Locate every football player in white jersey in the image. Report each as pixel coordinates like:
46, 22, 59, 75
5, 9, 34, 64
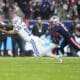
0, 13, 63, 63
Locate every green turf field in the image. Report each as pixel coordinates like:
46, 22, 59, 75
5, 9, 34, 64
0, 57, 80, 80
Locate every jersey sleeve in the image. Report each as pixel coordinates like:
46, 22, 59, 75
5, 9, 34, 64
13, 26, 21, 31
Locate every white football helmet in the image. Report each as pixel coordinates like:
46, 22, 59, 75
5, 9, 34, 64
49, 16, 60, 24
12, 16, 22, 26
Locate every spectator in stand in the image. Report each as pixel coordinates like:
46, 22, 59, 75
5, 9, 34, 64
8, 5, 14, 22
32, 16, 47, 37
12, 2, 24, 18
33, 1, 41, 19
69, 0, 78, 20
59, 1, 72, 20
0, 2, 4, 18
53, 0, 61, 15
77, 0, 80, 19
28, 0, 34, 19
69, 0, 78, 6
22, 1, 30, 19
49, 1, 55, 18
22, 0, 34, 19
3, 0, 10, 19
41, 0, 50, 19
34, 0, 43, 4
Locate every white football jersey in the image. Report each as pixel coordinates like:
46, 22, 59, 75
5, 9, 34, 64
13, 22, 32, 42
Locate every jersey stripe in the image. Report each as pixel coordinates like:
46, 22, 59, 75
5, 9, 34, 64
60, 23, 68, 32
70, 37, 80, 50
30, 39, 40, 56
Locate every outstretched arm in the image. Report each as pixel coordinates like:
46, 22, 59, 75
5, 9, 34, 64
0, 28, 18, 35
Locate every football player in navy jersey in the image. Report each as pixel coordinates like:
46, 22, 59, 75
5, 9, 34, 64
49, 16, 80, 55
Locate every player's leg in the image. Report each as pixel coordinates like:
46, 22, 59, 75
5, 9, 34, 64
59, 39, 68, 55
41, 43, 63, 63
30, 39, 40, 57
45, 51, 63, 63
70, 37, 80, 50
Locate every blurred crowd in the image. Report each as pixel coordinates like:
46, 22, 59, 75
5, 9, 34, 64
15, 0, 80, 20
0, 0, 80, 57
0, 0, 80, 20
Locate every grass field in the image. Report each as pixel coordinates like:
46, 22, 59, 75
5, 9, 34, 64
0, 57, 80, 80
